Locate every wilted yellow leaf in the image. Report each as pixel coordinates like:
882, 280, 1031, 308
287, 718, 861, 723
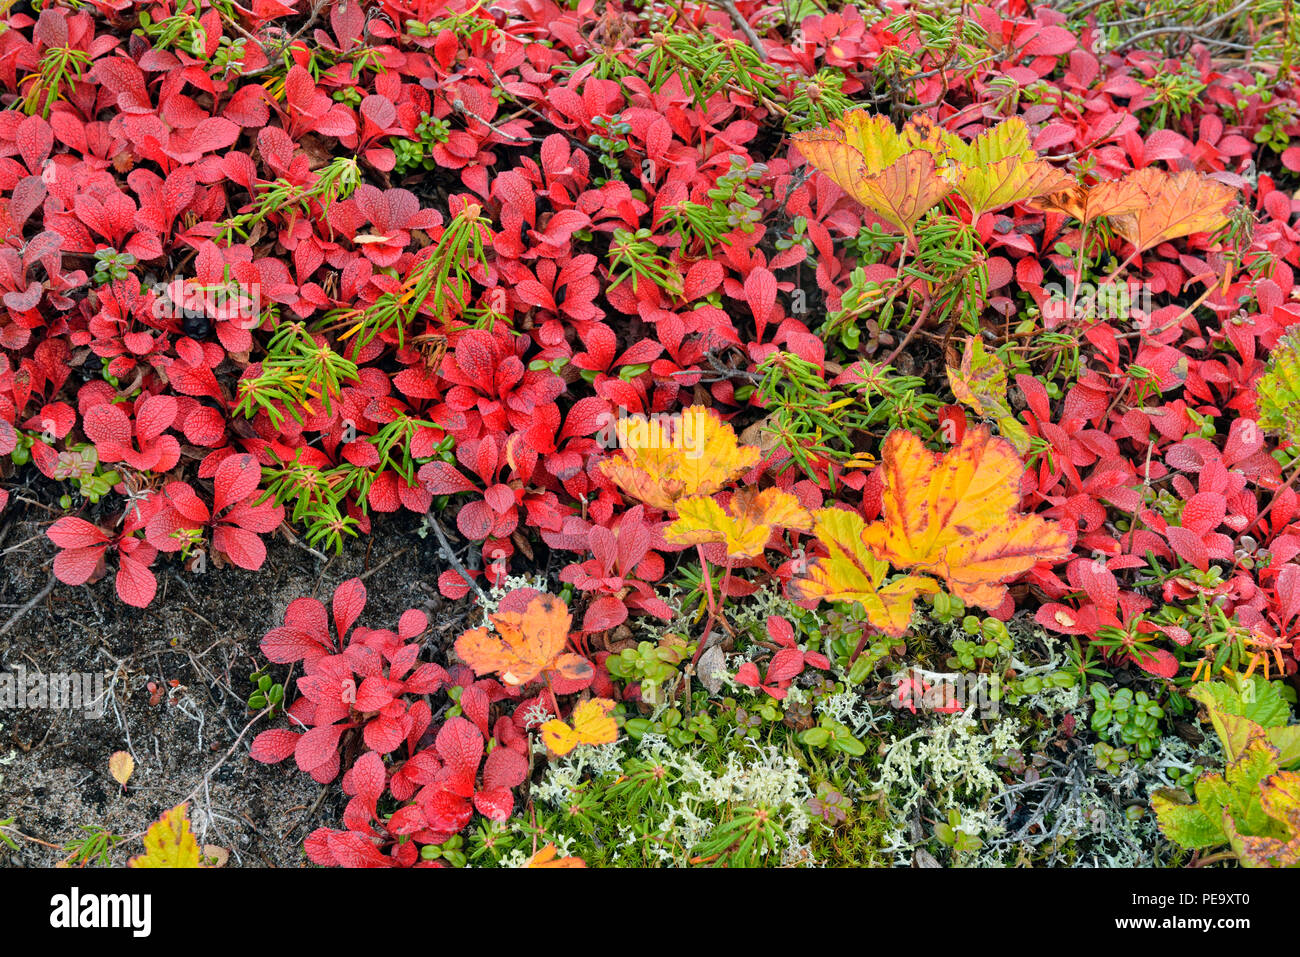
1030, 176, 1150, 223
860, 427, 1071, 609
793, 110, 910, 179
1231, 770, 1300, 867
456, 593, 592, 687
665, 488, 811, 558
109, 750, 134, 786
794, 113, 1077, 231
791, 506, 938, 637
854, 151, 954, 237
599, 405, 760, 510
945, 337, 1031, 453
899, 114, 963, 159
540, 698, 618, 756
128, 803, 203, 868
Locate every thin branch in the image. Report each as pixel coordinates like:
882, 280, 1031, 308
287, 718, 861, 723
429, 517, 491, 605
715, 0, 769, 62
0, 573, 56, 637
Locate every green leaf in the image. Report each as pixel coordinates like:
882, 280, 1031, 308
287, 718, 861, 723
1191, 679, 1300, 766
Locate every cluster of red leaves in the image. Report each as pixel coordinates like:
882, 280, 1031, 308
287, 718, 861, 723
1, 0, 1299, 679
251, 579, 594, 867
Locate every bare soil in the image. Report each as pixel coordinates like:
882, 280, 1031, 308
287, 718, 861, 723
0, 492, 471, 867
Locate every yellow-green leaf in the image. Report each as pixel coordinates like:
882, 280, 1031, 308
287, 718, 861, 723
666, 488, 811, 558
128, 803, 203, 868
791, 506, 938, 636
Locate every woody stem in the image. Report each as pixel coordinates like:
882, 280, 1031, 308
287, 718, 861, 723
691, 546, 725, 666
543, 675, 561, 719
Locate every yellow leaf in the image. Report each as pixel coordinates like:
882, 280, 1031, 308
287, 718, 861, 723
526, 843, 587, 867
128, 803, 203, 868
899, 114, 964, 160
456, 593, 592, 687
860, 427, 1071, 609
540, 698, 618, 756
793, 110, 910, 179
109, 750, 134, 787
1107, 168, 1237, 255
945, 119, 1076, 219
791, 506, 938, 637
946, 336, 1008, 419
794, 113, 1076, 231
598, 405, 760, 510
665, 488, 811, 558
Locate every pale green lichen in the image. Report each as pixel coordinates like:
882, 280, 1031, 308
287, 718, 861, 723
876, 714, 1023, 818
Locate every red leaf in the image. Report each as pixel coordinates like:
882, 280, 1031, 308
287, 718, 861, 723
765, 647, 805, 683
582, 595, 627, 633
435, 717, 483, 777
48, 517, 109, 549
260, 626, 327, 664
296, 724, 347, 774
684, 260, 724, 300
1131, 647, 1178, 679
437, 569, 473, 600
116, 553, 157, 607
744, 267, 777, 331
214, 525, 267, 570
734, 662, 761, 687
472, 787, 515, 822
332, 578, 367, 638
418, 461, 477, 495
482, 745, 527, 790
250, 729, 300, 763
1022, 26, 1076, 56
53, 546, 105, 586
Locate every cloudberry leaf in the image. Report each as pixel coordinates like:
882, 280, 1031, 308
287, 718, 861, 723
539, 698, 618, 756
860, 427, 1071, 609
599, 405, 760, 510
947, 119, 1075, 218
128, 804, 203, 868
1107, 169, 1237, 254
791, 506, 938, 637
455, 593, 592, 687
666, 488, 811, 558
1029, 176, 1151, 222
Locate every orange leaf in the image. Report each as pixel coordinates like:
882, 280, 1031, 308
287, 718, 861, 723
540, 698, 618, 756
791, 506, 938, 637
860, 427, 1071, 609
665, 488, 811, 558
598, 405, 760, 510
791, 110, 950, 238
853, 151, 953, 237
1107, 168, 1237, 255
455, 593, 592, 687
1029, 176, 1150, 223
526, 843, 587, 867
